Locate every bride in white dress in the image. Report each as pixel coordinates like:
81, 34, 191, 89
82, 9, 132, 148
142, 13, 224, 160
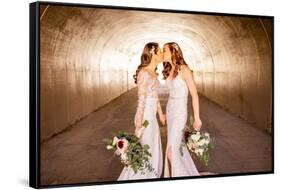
118, 42, 166, 180
162, 42, 202, 177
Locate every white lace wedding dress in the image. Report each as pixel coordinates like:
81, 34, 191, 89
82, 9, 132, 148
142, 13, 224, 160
164, 72, 200, 177
117, 69, 163, 180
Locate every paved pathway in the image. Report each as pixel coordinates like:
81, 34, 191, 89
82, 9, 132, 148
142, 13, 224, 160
41, 86, 272, 185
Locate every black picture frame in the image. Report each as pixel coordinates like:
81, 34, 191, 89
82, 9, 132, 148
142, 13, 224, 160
29, 1, 274, 189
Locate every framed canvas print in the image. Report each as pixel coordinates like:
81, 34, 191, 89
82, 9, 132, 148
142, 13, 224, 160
29, 1, 274, 188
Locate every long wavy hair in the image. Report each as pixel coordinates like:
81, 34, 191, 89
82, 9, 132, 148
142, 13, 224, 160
162, 42, 189, 80
133, 42, 159, 84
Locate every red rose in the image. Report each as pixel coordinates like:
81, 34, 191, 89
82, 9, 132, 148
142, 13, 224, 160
184, 131, 190, 141
118, 140, 124, 149
116, 138, 129, 155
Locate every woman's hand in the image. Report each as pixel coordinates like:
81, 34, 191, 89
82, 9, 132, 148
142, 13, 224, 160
135, 127, 144, 138
193, 118, 202, 131
159, 113, 166, 126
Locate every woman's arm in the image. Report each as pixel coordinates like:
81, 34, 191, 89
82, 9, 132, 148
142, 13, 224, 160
134, 70, 148, 137
180, 65, 202, 131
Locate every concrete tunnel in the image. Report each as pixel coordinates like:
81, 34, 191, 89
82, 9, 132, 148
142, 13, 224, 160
39, 5, 273, 142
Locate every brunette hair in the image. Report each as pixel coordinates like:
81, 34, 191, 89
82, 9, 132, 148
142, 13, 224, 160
133, 42, 159, 84
162, 42, 189, 80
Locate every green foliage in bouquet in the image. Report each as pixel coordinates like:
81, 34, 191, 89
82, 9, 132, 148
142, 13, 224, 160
104, 120, 156, 175
142, 120, 149, 128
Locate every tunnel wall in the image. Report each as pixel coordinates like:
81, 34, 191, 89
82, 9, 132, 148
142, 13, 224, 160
40, 5, 273, 142
192, 17, 272, 133
40, 6, 133, 142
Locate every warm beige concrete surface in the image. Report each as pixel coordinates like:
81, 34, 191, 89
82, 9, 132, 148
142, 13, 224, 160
41, 86, 272, 185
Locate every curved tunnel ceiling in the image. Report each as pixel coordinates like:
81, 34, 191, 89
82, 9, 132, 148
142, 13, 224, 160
40, 5, 272, 141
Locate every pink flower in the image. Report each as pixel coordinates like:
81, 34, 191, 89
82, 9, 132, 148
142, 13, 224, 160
116, 138, 129, 155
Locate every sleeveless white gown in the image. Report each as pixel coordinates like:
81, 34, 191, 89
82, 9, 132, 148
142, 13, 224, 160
117, 69, 163, 180
164, 73, 200, 177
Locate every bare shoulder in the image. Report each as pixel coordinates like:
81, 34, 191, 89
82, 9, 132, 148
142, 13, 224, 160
179, 64, 192, 77
180, 64, 191, 72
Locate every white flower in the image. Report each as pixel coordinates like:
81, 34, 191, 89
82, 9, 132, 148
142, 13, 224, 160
205, 138, 210, 145
112, 136, 119, 146
190, 134, 196, 141
187, 143, 192, 150
195, 148, 204, 156
204, 132, 210, 139
191, 133, 200, 141
121, 152, 128, 161
198, 139, 205, 146
194, 149, 200, 156
120, 152, 129, 165
106, 145, 114, 150
115, 149, 121, 156
150, 45, 155, 54
198, 148, 204, 156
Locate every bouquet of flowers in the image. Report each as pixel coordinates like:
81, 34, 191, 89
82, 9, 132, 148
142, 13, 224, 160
105, 120, 155, 174
180, 115, 215, 166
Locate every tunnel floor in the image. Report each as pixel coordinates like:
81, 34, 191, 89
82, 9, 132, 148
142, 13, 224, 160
41, 85, 272, 186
